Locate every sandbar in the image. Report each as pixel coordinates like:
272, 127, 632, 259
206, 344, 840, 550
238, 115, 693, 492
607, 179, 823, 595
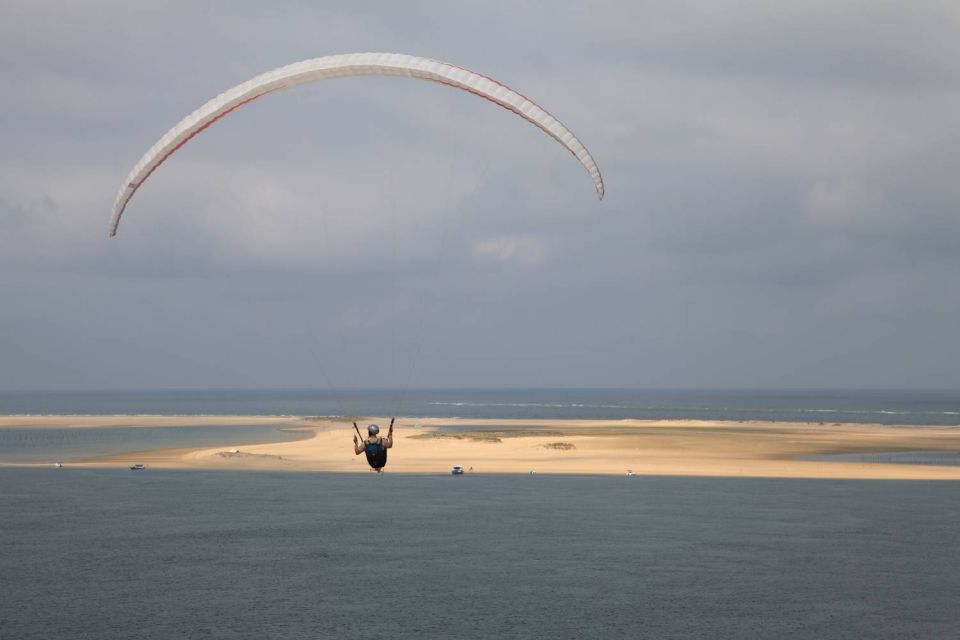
4, 415, 960, 479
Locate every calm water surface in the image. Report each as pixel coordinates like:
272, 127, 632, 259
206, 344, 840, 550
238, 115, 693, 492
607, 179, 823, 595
0, 425, 310, 463
1, 469, 957, 639
805, 451, 960, 467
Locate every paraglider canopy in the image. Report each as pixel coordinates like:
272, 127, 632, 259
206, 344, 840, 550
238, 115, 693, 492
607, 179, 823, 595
108, 52, 604, 236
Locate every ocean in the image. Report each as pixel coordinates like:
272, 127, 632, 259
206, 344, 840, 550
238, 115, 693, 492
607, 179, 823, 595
0, 424, 310, 464
1, 388, 959, 425
1, 469, 957, 639
4, 391, 959, 637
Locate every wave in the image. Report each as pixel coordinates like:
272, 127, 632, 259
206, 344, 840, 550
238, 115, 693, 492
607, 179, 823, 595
427, 402, 625, 409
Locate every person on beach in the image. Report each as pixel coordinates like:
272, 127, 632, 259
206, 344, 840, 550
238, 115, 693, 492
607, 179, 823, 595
354, 418, 394, 472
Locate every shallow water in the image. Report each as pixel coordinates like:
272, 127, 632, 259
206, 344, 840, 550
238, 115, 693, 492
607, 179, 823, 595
805, 450, 960, 467
0, 425, 310, 463
1, 469, 957, 639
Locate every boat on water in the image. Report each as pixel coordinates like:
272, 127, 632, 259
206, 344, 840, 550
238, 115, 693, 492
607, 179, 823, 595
130, 464, 145, 471
626, 470, 635, 477
451, 465, 464, 475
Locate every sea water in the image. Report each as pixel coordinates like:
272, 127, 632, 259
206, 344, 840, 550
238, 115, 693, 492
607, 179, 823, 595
2, 388, 959, 425
0, 424, 310, 463
1, 469, 957, 639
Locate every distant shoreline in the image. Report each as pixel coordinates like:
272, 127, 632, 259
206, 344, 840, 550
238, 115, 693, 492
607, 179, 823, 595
4, 415, 960, 479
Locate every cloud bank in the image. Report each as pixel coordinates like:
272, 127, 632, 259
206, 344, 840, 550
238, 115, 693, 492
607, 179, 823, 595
2, 1, 959, 389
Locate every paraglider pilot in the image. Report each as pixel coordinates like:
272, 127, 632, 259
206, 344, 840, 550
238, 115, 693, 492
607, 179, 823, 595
354, 418, 394, 472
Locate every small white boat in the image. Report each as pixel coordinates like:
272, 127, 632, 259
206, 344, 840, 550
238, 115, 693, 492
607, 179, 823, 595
451, 465, 464, 475
626, 470, 635, 477
54, 462, 63, 468
130, 464, 145, 471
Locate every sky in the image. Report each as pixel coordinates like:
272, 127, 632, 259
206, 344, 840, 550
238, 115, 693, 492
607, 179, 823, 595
2, 0, 960, 390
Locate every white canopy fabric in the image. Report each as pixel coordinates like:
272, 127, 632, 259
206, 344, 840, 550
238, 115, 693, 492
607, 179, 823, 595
109, 52, 604, 236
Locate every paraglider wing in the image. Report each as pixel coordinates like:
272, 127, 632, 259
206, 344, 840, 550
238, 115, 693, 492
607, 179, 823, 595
108, 53, 604, 236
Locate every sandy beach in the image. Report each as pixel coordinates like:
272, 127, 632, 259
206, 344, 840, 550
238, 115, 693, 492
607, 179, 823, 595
4, 415, 960, 479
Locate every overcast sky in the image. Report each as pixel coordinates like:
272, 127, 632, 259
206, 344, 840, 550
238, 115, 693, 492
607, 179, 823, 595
2, 1, 959, 390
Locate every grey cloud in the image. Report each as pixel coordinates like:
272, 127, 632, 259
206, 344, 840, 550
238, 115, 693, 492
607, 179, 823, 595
2, 1, 959, 390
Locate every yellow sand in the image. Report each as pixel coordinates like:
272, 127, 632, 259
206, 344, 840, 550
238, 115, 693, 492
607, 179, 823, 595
5, 415, 960, 479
